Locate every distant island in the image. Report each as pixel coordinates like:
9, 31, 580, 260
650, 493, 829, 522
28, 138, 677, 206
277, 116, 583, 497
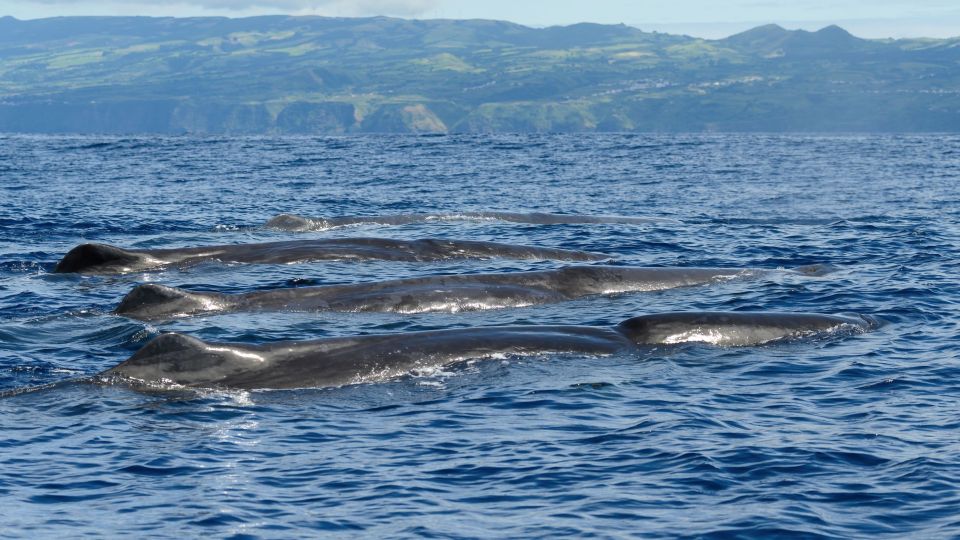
0, 15, 958, 133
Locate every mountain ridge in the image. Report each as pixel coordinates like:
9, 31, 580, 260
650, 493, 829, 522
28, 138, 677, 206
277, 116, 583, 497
0, 15, 958, 133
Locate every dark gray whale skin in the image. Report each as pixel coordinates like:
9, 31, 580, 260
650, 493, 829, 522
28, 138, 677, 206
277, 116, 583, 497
265, 212, 675, 231
53, 238, 605, 275
101, 312, 876, 390
114, 265, 831, 321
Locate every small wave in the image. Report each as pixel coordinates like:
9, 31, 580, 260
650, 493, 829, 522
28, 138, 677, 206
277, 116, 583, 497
211, 224, 244, 232
0, 261, 51, 274
0, 378, 90, 399
263, 212, 679, 232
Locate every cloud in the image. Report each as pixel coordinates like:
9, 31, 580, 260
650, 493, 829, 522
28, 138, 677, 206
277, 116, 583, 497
16, 0, 442, 16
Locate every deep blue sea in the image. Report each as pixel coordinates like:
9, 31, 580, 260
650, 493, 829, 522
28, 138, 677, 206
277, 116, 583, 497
1, 133, 959, 538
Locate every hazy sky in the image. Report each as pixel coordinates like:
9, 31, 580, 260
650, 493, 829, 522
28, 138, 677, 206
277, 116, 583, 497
2, 0, 959, 39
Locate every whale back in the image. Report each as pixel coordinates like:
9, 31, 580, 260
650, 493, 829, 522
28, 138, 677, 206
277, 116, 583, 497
100, 312, 876, 390
617, 312, 872, 346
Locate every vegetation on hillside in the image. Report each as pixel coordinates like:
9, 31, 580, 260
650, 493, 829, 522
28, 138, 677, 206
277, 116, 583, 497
0, 15, 958, 132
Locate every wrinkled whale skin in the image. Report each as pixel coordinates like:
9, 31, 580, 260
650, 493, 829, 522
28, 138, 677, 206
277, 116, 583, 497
54, 238, 605, 275
102, 312, 876, 390
264, 211, 676, 231
114, 265, 831, 321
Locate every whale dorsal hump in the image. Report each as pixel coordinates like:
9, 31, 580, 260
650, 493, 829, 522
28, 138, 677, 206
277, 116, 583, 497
54, 243, 144, 274
264, 214, 316, 231
124, 333, 209, 365
114, 283, 219, 320
104, 333, 266, 387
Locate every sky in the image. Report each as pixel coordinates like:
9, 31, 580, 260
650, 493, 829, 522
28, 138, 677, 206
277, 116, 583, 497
1, 0, 959, 39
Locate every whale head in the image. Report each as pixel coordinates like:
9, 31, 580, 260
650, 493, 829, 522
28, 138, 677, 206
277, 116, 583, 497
617, 312, 874, 346
54, 243, 154, 274
101, 333, 269, 388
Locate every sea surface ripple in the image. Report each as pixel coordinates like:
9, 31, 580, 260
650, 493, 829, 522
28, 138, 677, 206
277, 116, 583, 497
1, 133, 958, 538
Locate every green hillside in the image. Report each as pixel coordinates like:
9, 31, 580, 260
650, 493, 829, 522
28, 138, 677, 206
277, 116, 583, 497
0, 15, 958, 133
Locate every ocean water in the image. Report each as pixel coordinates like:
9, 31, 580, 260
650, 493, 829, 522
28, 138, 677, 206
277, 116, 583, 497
0, 133, 958, 538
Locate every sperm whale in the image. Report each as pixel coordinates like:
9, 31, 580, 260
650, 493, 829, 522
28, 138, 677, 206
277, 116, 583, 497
264, 211, 676, 231
53, 238, 605, 275
114, 264, 832, 321
101, 312, 876, 390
